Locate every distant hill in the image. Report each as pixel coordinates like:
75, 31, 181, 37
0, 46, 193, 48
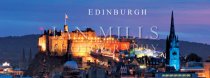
0, 34, 209, 65
0, 34, 39, 65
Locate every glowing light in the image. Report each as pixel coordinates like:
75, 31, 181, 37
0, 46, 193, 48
38, 26, 130, 58
116, 58, 119, 62
112, 38, 114, 40
132, 47, 162, 58
38, 37, 47, 52
2, 62, 10, 67
3, 68, 8, 72
139, 65, 146, 69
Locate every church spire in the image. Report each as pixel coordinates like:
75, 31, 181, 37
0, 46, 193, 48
170, 11, 175, 38
165, 11, 180, 71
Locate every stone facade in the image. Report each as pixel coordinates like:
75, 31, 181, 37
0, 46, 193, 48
38, 25, 130, 58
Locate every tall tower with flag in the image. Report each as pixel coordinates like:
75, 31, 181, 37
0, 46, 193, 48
166, 11, 180, 71
64, 14, 69, 32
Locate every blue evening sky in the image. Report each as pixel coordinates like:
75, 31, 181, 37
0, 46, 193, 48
0, 0, 210, 44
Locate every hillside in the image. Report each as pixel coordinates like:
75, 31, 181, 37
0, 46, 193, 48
0, 34, 209, 65
0, 34, 39, 65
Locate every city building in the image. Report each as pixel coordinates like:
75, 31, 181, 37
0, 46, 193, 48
181, 62, 205, 77
181, 61, 210, 78
203, 62, 210, 78
87, 67, 106, 78
0, 62, 25, 77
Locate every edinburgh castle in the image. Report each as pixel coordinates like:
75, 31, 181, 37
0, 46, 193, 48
38, 24, 130, 61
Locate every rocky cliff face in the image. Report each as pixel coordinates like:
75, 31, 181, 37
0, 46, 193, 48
26, 52, 68, 76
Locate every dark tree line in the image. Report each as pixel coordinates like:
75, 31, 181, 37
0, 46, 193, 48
186, 53, 202, 62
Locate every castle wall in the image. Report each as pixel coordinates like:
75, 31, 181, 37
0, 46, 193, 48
38, 28, 130, 57
49, 36, 68, 55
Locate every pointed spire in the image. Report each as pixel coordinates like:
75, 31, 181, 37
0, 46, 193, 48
21, 48, 26, 70
28, 48, 32, 63
170, 11, 175, 38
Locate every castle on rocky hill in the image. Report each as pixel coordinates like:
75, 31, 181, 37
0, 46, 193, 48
38, 23, 130, 61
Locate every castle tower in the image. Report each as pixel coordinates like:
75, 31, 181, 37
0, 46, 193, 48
166, 11, 180, 71
64, 14, 69, 32
64, 25, 68, 32
45, 31, 50, 53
